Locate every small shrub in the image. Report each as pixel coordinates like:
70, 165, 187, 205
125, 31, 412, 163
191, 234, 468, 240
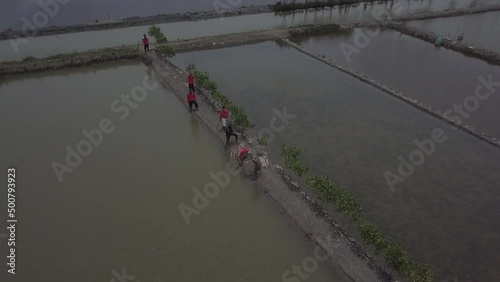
148, 25, 168, 49
258, 136, 269, 146
156, 45, 175, 58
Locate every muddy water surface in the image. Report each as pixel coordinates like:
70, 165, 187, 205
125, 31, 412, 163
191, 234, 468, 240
172, 41, 500, 282
291, 27, 500, 139
0, 62, 348, 282
1, 0, 497, 61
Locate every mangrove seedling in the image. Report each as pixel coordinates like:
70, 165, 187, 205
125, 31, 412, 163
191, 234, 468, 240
257, 136, 269, 146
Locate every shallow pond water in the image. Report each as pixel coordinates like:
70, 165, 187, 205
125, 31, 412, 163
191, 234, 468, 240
291, 27, 500, 139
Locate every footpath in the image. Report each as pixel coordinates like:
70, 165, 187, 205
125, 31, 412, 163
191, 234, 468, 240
145, 51, 390, 282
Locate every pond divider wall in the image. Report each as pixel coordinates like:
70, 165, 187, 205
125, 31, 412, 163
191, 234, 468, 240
281, 39, 500, 149
386, 23, 500, 65
392, 3, 500, 22
0, 48, 141, 75
0, 26, 318, 76
145, 52, 391, 282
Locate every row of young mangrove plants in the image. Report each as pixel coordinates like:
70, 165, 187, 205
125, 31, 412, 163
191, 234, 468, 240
280, 144, 434, 282
185, 64, 255, 130
179, 62, 432, 281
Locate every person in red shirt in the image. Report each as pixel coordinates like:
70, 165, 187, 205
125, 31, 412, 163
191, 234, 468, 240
238, 146, 250, 166
220, 106, 229, 129
188, 73, 195, 92
187, 91, 198, 111
142, 34, 149, 52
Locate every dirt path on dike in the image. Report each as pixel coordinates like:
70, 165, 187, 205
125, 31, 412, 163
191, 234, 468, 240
144, 51, 392, 282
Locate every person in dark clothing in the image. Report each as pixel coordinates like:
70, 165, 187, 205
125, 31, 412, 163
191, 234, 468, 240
142, 34, 149, 52
252, 156, 262, 180
225, 125, 238, 146
187, 91, 198, 111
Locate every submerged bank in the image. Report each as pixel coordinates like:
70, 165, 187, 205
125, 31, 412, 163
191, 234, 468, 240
283, 38, 500, 149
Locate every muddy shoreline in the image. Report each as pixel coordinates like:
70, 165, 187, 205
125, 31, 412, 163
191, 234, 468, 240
145, 52, 391, 282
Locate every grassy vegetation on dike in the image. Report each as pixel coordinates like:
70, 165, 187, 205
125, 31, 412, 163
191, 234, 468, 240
147, 25, 175, 58
280, 144, 434, 282
186, 64, 255, 131
0, 46, 139, 67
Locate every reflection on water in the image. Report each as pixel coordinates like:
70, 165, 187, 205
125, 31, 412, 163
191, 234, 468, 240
171, 41, 500, 282
0, 0, 497, 61
0, 63, 347, 282
291, 27, 500, 139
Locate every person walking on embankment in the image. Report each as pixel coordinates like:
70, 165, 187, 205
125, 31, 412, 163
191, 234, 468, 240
187, 91, 198, 111
238, 146, 250, 166
188, 72, 195, 92
225, 124, 238, 147
220, 106, 229, 129
142, 34, 149, 52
